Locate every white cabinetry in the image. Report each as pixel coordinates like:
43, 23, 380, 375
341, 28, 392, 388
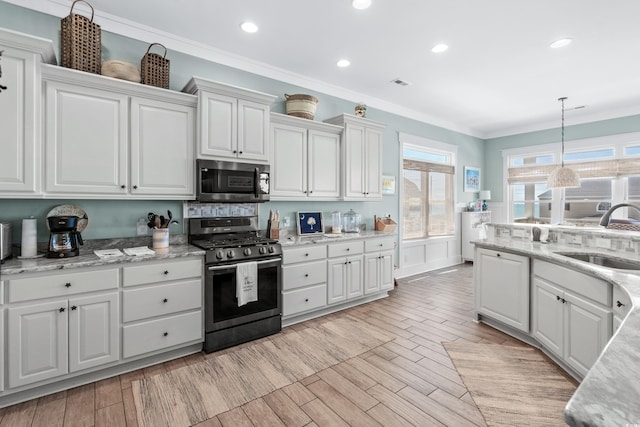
474, 247, 530, 333
0, 29, 55, 196
6, 267, 120, 388
122, 258, 203, 359
461, 211, 491, 262
183, 77, 277, 162
324, 114, 385, 200
282, 245, 328, 318
532, 259, 612, 377
327, 241, 364, 304
364, 237, 395, 295
42, 64, 196, 199
270, 113, 342, 200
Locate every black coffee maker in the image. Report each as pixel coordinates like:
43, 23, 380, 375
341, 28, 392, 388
47, 215, 84, 258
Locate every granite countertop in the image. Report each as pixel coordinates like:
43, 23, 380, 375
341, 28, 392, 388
474, 237, 640, 427
279, 230, 396, 247
0, 236, 205, 276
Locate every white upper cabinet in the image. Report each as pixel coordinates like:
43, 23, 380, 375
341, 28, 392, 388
324, 114, 385, 200
42, 64, 197, 199
270, 113, 342, 200
183, 77, 276, 163
0, 29, 55, 197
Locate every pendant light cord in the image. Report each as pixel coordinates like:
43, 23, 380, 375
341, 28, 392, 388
559, 96, 567, 167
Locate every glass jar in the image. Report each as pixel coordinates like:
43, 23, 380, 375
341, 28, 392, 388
343, 209, 361, 233
331, 211, 342, 234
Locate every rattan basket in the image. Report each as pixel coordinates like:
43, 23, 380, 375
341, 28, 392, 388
285, 94, 318, 120
141, 43, 170, 89
61, 0, 101, 74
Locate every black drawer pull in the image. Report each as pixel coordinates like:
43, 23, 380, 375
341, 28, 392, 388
163, 270, 169, 275
163, 332, 168, 337
305, 298, 309, 302
133, 185, 138, 190
71, 305, 77, 310
163, 298, 168, 303
65, 282, 71, 288
59, 307, 65, 313
617, 300, 625, 308
304, 273, 309, 277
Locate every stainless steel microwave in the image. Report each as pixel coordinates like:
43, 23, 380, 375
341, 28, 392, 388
196, 159, 270, 203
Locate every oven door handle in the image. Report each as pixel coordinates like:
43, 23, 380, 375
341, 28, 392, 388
207, 258, 282, 271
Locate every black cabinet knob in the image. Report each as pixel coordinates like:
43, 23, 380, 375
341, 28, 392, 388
164, 270, 169, 275
496, 253, 501, 257
163, 298, 168, 303
305, 298, 309, 302
305, 253, 309, 257
59, 307, 65, 313
239, 151, 243, 155
163, 332, 168, 337
233, 150, 238, 154
617, 300, 625, 308
121, 185, 126, 189
71, 305, 77, 310
133, 185, 138, 190
65, 282, 71, 288
304, 273, 309, 277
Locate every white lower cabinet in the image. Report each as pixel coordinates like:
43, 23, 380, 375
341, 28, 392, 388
327, 241, 364, 305
282, 245, 328, 317
364, 237, 394, 295
122, 258, 203, 359
532, 259, 612, 377
7, 291, 119, 388
474, 247, 530, 333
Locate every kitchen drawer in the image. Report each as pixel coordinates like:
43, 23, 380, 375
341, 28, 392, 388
122, 279, 202, 322
533, 259, 611, 306
282, 260, 326, 291
282, 245, 327, 265
7, 268, 119, 303
122, 311, 202, 358
123, 258, 202, 287
283, 283, 327, 317
365, 237, 394, 253
328, 241, 363, 258
613, 285, 632, 319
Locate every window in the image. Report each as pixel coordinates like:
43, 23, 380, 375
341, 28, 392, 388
505, 133, 640, 225
401, 137, 456, 239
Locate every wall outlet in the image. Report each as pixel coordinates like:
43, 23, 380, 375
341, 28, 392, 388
282, 216, 290, 228
137, 218, 149, 236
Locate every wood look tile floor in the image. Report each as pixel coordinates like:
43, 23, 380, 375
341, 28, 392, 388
0, 264, 545, 426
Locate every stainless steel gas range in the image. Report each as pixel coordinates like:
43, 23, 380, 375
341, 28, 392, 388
189, 216, 282, 353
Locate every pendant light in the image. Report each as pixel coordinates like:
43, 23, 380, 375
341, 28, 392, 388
547, 97, 580, 189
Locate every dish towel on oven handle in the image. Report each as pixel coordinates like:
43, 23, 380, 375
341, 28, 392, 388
236, 261, 258, 307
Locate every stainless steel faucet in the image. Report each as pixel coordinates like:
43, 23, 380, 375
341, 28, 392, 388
599, 203, 640, 227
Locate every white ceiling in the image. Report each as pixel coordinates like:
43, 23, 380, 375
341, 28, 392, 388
11, 0, 640, 138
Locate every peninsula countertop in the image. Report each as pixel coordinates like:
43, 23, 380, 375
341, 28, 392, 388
474, 237, 640, 427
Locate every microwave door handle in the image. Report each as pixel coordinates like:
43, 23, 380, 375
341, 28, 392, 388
254, 167, 260, 198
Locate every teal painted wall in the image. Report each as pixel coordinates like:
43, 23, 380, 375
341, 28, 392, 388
484, 115, 640, 202
0, 2, 483, 245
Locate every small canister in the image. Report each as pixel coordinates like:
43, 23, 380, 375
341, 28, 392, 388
343, 209, 361, 233
331, 211, 342, 234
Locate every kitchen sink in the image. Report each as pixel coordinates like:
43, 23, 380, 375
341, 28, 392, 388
554, 252, 640, 271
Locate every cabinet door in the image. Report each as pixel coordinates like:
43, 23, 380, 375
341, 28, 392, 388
364, 127, 382, 198
343, 124, 366, 199
531, 277, 564, 357
475, 248, 530, 332
379, 252, 394, 291
270, 122, 306, 197
327, 259, 347, 304
308, 129, 341, 199
130, 97, 195, 197
346, 257, 363, 299
0, 45, 39, 194
238, 99, 270, 162
44, 80, 128, 195
564, 291, 612, 377
69, 292, 119, 373
8, 299, 68, 388
200, 92, 237, 158
364, 253, 380, 294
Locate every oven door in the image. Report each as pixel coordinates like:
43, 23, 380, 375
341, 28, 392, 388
197, 159, 270, 203
205, 257, 282, 332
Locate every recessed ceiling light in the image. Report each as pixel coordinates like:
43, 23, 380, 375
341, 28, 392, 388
352, 0, 372, 10
431, 44, 449, 53
550, 38, 572, 49
240, 21, 259, 33
337, 59, 351, 68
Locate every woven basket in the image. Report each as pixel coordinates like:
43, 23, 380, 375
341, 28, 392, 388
606, 222, 640, 232
61, 0, 101, 74
285, 94, 318, 120
141, 43, 169, 89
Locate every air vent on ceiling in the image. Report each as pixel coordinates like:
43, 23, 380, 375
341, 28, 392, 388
391, 78, 411, 86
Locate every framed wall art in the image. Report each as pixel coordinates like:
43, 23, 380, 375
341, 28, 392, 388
297, 211, 324, 236
382, 174, 396, 195
464, 166, 481, 192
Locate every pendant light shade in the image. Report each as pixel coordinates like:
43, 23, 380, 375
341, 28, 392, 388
547, 97, 580, 189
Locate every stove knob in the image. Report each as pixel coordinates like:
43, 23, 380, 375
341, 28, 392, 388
243, 248, 252, 256
216, 250, 224, 260
259, 247, 267, 254
268, 246, 275, 253
227, 250, 235, 258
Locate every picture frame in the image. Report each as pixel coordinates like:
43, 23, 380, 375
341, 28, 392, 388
464, 166, 481, 192
382, 174, 396, 195
296, 211, 324, 236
